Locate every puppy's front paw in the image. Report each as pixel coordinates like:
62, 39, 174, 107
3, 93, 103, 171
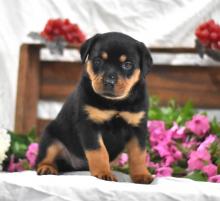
37, 164, 58, 175
94, 172, 117, 181
132, 173, 153, 184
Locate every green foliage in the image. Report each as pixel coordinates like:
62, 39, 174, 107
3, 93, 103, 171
148, 97, 196, 128
113, 165, 129, 174
7, 128, 37, 158
185, 170, 208, 182
209, 141, 220, 171
211, 117, 220, 137
172, 166, 187, 176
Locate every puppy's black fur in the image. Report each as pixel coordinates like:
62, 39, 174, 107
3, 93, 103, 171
36, 32, 153, 183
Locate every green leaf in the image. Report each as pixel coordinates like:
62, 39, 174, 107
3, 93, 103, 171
112, 165, 129, 174
148, 97, 196, 128
7, 128, 37, 158
148, 167, 156, 175
211, 117, 220, 137
185, 170, 207, 181
21, 159, 31, 170
215, 158, 220, 166
27, 128, 37, 143
172, 166, 187, 176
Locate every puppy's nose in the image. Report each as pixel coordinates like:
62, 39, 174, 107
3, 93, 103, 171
103, 74, 116, 87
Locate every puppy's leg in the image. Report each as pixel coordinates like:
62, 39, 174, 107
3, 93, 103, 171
127, 137, 153, 184
36, 136, 63, 175
84, 136, 117, 181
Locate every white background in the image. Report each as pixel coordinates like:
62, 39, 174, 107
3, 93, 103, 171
0, 0, 220, 130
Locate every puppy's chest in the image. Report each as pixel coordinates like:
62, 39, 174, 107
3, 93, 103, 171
84, 105, 145, 127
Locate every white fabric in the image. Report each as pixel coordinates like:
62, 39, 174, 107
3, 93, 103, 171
0, 0, 220, 130
0, 171, 220, 201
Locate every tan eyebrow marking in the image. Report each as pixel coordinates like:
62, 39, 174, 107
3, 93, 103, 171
101, 52, 108, 60
119, 54, 127, 62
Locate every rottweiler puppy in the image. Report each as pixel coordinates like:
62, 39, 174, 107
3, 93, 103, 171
36, 32, 153, 184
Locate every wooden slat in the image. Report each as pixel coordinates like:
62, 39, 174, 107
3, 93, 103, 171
26, 43, 81, 50
39, 61, 83, 100
25, 43, 197, 53
149, 47, 196, 53
15, 44, 40, 134
147, 66, 220, 108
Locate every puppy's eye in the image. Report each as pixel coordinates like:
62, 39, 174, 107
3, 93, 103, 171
121, 61, 133, 70
93, 58, 102, 66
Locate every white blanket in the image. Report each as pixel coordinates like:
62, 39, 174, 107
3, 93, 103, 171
1, 0, 220, 130
0, 171, 220, 201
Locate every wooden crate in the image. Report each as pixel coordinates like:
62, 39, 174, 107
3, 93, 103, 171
15, 44, 220, 135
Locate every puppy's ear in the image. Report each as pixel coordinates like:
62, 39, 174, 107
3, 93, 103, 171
80, 34, 101, 63
137, 42, 153, 77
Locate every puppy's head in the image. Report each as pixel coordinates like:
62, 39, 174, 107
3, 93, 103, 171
80, 32, 152, 100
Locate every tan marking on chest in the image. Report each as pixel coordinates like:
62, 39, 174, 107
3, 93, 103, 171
84, 105, 145, 126
119, 111, 145, 126
84, 105, 117, 123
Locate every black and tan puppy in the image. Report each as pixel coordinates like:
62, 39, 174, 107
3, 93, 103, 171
36, 32, 153, 184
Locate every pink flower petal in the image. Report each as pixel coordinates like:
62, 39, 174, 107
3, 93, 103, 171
156, 167, 173, 177
185, 114, 210, 137
208, 175, 220, 183
202, 164, 217, 177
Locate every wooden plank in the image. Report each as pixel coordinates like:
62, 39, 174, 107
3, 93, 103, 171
39, 61, 83, 100
147, 66, 220, 108
40, 61, 82, 82
15, 44, 40, 134
24, 43, 197, 53
25, 43, 81, 50
149, 47, 196, 53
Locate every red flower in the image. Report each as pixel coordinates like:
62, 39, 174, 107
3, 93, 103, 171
195, 19, 220, 50
40, 18, 86, 44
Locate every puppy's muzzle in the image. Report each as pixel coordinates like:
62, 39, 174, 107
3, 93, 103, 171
103, 74, 117, 89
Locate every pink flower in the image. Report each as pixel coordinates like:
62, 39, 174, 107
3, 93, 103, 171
169, 122, 186, 140
148, 120, 166, 134
156, 167, 173, 177
197, 134, 217, 151
169, 145, 183, 160
208, 175, 220, 183
162, 155, 175, 167
8, 155, 17, 172
148, 161, 160, 169
182, 139, 198, 149
188, 150, 211, 171
148, 121, 169, 146
153, 143, 170, 157
145, 154, 154, 167
118, 153, 128, 166
188, 159, 204, 171
185, 114, 210, 137
25, 143, 39, 167
202, 164, 217, 177
8, 155, 24, 172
